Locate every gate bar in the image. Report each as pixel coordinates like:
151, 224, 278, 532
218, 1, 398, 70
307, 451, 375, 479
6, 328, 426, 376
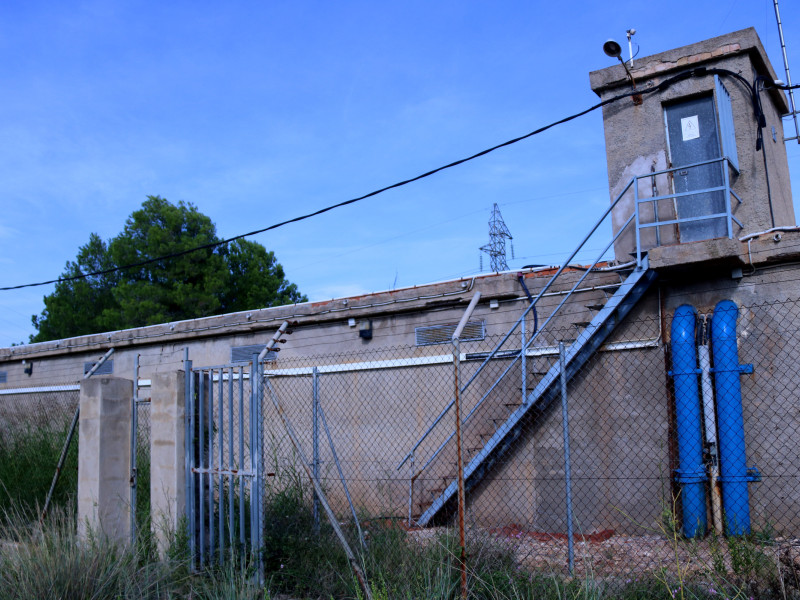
218, 368, 224, 563
208, 369, 215, 562
238, 365, 245, 546
228, 366, 235, 551
198, 368, 205, 564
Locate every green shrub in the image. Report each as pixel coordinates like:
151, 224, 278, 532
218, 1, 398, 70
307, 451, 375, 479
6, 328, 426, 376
0, 426, 77, 520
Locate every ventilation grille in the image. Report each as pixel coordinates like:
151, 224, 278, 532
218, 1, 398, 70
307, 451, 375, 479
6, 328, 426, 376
231, 345, 277, 363
0, 371, 6, 384
415, 320, 485, 346
84, 360, 113, 375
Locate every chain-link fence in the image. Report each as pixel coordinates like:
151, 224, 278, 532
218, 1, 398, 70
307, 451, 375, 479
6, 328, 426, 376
132, 381, 151, 543
257, 297, 800, 586
0, 383, 80, 520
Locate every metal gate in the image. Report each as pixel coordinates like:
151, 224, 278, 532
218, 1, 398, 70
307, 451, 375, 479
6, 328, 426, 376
185, 356, 263, 566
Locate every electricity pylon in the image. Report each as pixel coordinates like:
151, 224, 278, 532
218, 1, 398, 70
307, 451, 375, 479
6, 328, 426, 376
479, 203, 514, 272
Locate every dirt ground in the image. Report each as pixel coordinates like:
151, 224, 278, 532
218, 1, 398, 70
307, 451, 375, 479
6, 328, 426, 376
407, 524, 800, 583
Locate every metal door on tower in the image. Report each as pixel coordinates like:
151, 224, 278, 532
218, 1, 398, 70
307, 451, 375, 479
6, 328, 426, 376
664, 95, 727, 242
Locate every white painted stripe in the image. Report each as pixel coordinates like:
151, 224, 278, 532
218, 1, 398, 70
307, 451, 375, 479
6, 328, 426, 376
265, 353, 455, 376
264, 338, 660, 377
0, 384, 80, 395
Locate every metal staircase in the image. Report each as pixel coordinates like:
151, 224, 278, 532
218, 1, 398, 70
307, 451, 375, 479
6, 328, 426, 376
395, 172, 684, 527
415, 258, 657, 526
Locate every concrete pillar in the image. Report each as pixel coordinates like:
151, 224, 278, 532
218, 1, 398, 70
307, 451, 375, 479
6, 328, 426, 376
149, 371, 186, 556
77, 376, 132, 545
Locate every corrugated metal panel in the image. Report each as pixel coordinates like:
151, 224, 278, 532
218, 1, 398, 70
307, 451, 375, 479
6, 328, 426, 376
231, 344, 277, 363
715, 75, 739, 173
84, 360, 113, 375
415, 320, 485, 346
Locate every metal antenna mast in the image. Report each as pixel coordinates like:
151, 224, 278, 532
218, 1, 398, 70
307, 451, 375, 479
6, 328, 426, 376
774, 0, 799, 143
479, 203, 514, 272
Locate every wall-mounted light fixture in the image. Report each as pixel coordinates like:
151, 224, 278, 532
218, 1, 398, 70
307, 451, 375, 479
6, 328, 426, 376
603, 36, 642, 105
359, 320, 373, 340
489, 299, 500, 310
23, 360, 33, 376
348, 318, 357, 327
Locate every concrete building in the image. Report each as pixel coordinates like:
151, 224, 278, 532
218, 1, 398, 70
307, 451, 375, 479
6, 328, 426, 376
1, 28, 798, 546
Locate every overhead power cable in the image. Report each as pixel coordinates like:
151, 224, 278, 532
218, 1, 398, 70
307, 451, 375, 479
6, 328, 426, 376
0, 67, 749, 292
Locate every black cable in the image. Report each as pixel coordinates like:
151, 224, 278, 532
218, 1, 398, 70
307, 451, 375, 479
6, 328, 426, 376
754, 76, 775, 226
0, 66, 758, 293
0, 86, 647, 292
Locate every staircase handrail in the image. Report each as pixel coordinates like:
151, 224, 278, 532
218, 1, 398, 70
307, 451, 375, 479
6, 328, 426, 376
409, 210, 637, 478
397, 176, 637, 472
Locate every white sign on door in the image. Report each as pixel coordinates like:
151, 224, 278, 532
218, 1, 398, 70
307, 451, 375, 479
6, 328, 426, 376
681, 115, 700, 141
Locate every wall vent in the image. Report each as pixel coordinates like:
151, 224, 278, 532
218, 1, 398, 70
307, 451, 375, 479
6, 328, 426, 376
84, 360, 113, 375
0, 371, 6, 384
231, 345, 277, 363
415, 320, 485, 346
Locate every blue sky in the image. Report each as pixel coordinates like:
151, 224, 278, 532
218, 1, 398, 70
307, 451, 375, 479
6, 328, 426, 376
1, 1, 799, 345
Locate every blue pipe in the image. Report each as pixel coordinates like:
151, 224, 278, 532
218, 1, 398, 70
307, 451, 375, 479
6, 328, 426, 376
669, 305, 707, 538
711, 300, 755, 536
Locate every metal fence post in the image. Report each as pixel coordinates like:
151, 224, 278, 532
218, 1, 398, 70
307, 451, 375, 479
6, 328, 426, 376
521, 312, 527, 404
452, 336, 467, 600
559, 342, 575, 575
312, 366, 320, 534
130, 354, 139, 544
634, 178, 642, 267
407, 453, 415, 528
183, 350, 195, 567
453, 291, 481, 600
254, 355, 265, 582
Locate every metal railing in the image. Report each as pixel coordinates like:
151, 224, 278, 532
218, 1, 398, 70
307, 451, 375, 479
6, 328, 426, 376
397, 155, 744, 518
396, 180, 637, 489
633, 156, 742, 265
